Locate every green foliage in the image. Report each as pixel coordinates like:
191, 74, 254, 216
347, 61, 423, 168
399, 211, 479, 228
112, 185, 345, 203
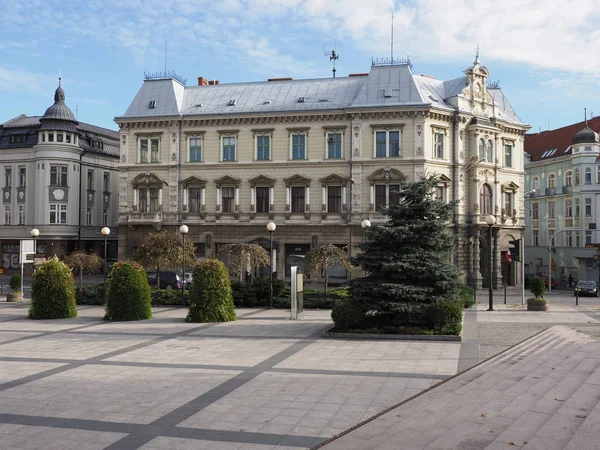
9, 274, 21, 292
76, 284, 105, 305
424, 299, 463, 335
29, 257, 77, 320
305, 243, 352, 295
351, 176, 460, 322
187, 259, 236, 323
64, 250, 103, 292
151, 289, 188, 306
105, 261, 152, 321
218, 244, 270, 282
331, 302, 365, 329
231, 277, 287, 307
530, 277, 546, 299
457, 284, 476, 309
134, 230, 196, 288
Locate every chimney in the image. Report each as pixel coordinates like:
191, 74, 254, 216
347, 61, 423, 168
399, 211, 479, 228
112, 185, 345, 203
208, 80, 220, 85
197, 77, 208, 86
268, 77, 293, 81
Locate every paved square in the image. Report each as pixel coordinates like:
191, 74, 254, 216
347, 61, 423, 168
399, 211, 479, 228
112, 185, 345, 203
0, 303, 461, 449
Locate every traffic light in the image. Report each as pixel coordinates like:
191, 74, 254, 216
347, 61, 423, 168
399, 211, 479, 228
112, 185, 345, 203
509, 239, 521, 262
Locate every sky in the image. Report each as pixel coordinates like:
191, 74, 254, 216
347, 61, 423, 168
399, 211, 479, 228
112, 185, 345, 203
2, 0, 600, 133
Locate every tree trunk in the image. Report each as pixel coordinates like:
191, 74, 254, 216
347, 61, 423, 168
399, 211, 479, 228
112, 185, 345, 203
79, 267, 83, 292
324, 267, 329, 301
156, 264, 160, 289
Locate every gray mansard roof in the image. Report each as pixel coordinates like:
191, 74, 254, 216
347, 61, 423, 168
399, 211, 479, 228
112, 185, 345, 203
117, 63, 525, 126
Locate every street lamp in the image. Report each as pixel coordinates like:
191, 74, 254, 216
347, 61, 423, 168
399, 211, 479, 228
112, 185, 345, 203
485, 215, 496, 311
267, 221, 276, 308
360, 219, 371, 241
101, 227, 110, 303
30, 228, 39, 268
179, 224, 189, 306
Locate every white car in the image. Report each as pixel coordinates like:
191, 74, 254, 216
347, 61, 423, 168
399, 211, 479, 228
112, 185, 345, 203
183, 272, 193, 290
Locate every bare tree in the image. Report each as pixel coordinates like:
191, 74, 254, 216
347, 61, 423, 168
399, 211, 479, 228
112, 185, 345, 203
63, 250, 103, 292
217, 243, 270, 282
134, 230, 196, 288
305, 243, 352, 296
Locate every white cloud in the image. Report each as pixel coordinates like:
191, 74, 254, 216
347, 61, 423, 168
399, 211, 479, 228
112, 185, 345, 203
0, 67, 57, 94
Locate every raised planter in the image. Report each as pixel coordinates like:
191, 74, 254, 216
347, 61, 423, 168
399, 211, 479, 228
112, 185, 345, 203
6, 292, 22, 302
527, 298, 549, 311
322, 327, 461, 341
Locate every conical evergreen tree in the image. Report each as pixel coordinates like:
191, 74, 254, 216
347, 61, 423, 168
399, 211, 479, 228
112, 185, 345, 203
352, 176, 459, 322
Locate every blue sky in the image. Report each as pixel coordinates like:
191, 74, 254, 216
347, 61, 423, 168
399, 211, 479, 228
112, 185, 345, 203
2, 0, 600, 132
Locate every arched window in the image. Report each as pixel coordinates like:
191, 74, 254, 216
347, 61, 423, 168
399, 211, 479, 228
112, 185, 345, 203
532, 177, 539, 191
585, 167, 592, 184
480, 183, 492, 215
486, 140, 493, 162
548, 173, 556, 188
478, 138, 486, 161
575, 169, 580, 185
565, 171, 572, 187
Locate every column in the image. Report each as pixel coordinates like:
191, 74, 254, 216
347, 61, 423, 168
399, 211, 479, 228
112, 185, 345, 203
370, 184, 374, 209
270, 186, 274, 209
201, 187, 205, 209
306, 186, 310, 210
216, 187, 221, 208
286, 186, 290, 208
235, 187, 239, 208
322, 186, 326, 209
183, 187, 188, 207
493, 228, 500, 289
250, 187, 255, 208
342, 186, 347, 209
158, 188, 163, 207
133, 188, 138, 207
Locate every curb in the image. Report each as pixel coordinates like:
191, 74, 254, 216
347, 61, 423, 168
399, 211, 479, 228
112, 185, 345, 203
321, 326, 461, 341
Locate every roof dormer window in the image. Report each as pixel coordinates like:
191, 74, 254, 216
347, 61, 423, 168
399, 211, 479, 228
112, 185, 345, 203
149, 100, 157, 109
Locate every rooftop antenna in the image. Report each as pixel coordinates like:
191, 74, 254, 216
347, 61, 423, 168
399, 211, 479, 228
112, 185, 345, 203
391, 12, 394, 60
76, 105, 78, 120
324, 36, 339, 78
164, 40, 168, 72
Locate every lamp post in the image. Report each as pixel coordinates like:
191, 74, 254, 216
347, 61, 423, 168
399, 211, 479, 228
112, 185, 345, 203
30, 228, 39, 269
179, 224, 189, 306
267, 221, 276, 308
361, 220, 371, 277
101, 227, 110, 302
485, 215, 496, 311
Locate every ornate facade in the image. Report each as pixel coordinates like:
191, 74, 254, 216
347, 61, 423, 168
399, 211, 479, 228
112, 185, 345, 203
116, 57, 529, 287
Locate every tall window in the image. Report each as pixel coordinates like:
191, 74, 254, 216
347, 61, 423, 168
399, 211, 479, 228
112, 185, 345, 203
291, 133, 306, 160
18, 167, 26, 187
256, 135, 270, 161
433, 131, 444, 159
4, 205, 11, 224
102, 209, 108, 226
188, 188, 201, 213
575, 169, 580, 185
189, 137, 202, 162
435, 185, 445, 202
585, 167, 592, 184
138, 188, 159, 213
478, 138, 486, 161
50, 165, 68, 186
504, 192, 513, 216
256, 187, 270, 213
49, 204, 67, 224
565, 199, 573, 218
222, 136, 236, 161
567, 232, 573, 247
533, 230, 539, 246
547, 173, 556, 188
548, 201, 555, 219
86, 207, 92, 225
103, 172, 110, 192
586, 231, 593, 245
375, 130, 400, 157
575, 198, 580, 217
597, 166, 600, 183
18, 205, 25, 225
532, 203, 539, 219
532, 177, 539, 191
139, 137, 160, 163
375, 184, 401, 211
485, 140, 493, 162
327, 186, 342, 213
327, 132, 342, 159
585, 198, 592, 216
221, 187, 235, 213
480, 184, 492, 215
504, 144, 512, 168
291, 186, 306, 213
565, 171, 572, 187
4, 167, 12, 188
87, 170, 94, 190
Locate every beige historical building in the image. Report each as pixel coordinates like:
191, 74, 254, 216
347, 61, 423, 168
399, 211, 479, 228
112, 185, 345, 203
115, 56, 529, 287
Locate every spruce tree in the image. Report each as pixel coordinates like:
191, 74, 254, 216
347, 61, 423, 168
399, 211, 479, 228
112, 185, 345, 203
351, 176, 459, 323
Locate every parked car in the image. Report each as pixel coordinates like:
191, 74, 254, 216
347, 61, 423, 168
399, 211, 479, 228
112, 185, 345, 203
574, 280, 599, 297
146, 271, 182, 290
183, 272, 192, 290
541, 276, 558, 289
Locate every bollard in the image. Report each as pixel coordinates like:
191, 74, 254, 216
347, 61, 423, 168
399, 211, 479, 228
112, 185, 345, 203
504, 284, 507, 305
576, 288, 579, 306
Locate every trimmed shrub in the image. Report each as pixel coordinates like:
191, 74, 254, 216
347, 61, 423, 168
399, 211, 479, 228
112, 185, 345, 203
231, 277, 287, 307
457, 284, 475, 309
331, 302, 365, 330
425, 299, 463, 335
530, 277, 546, 299
9, 274, 21, 292
187, 259, 236, 323
29, 257, 77, 320
105, 261, 152, 321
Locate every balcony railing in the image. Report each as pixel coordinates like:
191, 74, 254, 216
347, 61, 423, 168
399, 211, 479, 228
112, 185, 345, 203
563, 186, 572, 194
545, 187, 556, 196
119, 212, 162, 223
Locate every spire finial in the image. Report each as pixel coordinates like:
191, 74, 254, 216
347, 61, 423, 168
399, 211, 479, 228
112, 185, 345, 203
474, 44, 480, 64
59, 68, 62, 87
585, 108, 588, 126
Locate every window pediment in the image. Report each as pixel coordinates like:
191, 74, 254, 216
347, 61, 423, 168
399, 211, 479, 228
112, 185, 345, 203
502, 181, 519, 191
284, 174, 311, 186
320, 174, 348, 185
249, 175, 275, 187
435, 174, 452, 183
131, 172, 168, 186
215, 175, 241, 187
182, 176, 207, 187
367, 167, 406, 182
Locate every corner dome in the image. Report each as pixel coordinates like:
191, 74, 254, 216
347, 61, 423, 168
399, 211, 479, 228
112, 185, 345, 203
572, 124, 599, 145
40, 81, 78, 125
